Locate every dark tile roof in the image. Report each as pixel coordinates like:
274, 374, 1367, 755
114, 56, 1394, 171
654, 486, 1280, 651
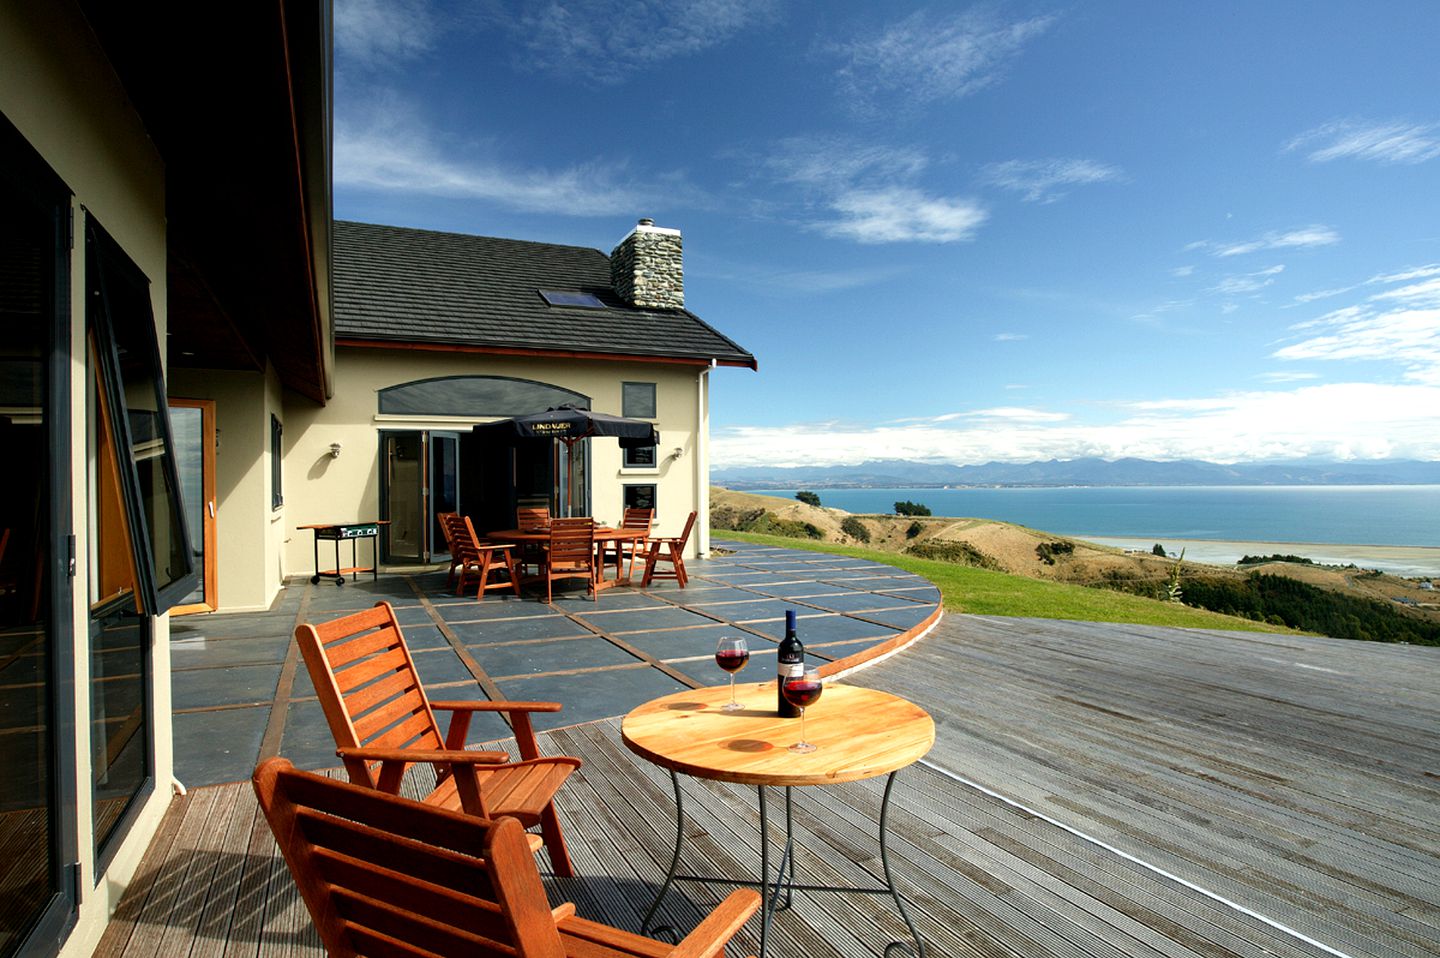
332, 221, 756, 368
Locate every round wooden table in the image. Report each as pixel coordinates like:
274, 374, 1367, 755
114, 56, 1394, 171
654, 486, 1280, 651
622, 682, 935, 958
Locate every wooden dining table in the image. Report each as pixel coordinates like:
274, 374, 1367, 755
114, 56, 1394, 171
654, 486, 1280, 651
622, 682, 935, 958
485, 525, 650, 593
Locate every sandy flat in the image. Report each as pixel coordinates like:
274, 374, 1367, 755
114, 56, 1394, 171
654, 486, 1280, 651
1076, 535, 1440, 577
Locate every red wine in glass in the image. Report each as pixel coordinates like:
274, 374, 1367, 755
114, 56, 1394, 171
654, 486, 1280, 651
784, 668, 823, 753
716, 649, 750, 673
716, 637, 749, 711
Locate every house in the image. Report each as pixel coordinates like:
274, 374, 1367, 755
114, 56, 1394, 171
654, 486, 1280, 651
277, 219, 755, 583
2, 5, 753, 955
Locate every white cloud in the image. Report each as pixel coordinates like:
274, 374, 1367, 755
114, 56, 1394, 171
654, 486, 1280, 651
336, 0, 437, 67
711, 382, 1440, 468
1274, 271, 1440, 385
979, 158, 1123, 203
1210, 264, 1284, 295
828, 8, 1056, 117
503, 0, 781, 84
1286, 119, 1440, 165
992, 332, 1029, 341
1199, 226, 1341, 257
335, 102, 678, 215
1369, 264, 1440, 285
1257, 371, 1319, 383
820, 188, 987, 244
1170, 265, 1195, 278
1371, 276, 1440, 304
1221, 303, 1239, 315
968, 407, 1069, 422
764, 138, 929, 186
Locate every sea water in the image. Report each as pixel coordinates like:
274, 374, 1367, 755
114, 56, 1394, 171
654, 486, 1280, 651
752, 485, 1440, 549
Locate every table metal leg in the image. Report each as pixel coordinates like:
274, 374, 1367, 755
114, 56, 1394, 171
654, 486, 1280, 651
880, 771, 925, 958
640, 770, 685, 941
757, 785, 772, 958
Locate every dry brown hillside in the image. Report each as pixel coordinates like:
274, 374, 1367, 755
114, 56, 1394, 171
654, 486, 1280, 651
709, 487, 1440, 622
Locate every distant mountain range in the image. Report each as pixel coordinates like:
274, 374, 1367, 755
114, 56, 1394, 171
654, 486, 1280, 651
712, 457, 1440, 489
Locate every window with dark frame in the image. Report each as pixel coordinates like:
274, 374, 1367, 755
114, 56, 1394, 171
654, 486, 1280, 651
271, 415, 284, 509
623, 483, 656, 513
621, 381, 657, 468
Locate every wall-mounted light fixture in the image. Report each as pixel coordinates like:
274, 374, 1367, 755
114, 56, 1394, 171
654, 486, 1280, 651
670, 446, 684, 461
329, 442, 342, 459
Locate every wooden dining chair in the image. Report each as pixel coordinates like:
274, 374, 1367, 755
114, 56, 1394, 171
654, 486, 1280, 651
640, 511, 699, 589
515, 505, 551, 530
253, 757, 760, 958
606, 507, 653, 578
436, 511, 462, 587
294, 601, 582, 876
444, 514, 521, 600
542, 517, 596, 603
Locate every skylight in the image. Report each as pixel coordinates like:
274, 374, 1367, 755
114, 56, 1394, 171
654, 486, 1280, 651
539, 289, 606, 309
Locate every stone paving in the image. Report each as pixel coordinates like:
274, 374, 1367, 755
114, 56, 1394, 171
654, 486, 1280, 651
168, 538, 942, 787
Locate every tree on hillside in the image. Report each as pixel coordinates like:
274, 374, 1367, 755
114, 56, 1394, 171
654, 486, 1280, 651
795, 490, 821, 507
894, 500, 931, 517
1152, 543, 1167, 557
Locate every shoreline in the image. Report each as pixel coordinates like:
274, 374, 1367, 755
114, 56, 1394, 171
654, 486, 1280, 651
1072, 535, 1440, 577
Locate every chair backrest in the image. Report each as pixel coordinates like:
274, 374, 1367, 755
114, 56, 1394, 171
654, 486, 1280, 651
436, 511, 459, 551
443, 513, 482, 556
516, 506, 550, 531
675, 510, 698, 548
294, 602, 446, 789
547, 517, 594, 567
253, 757, 565, 958
620, 507, 653, 531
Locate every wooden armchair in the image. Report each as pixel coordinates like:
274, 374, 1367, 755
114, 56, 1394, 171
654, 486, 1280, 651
436, 511, 461, 587
294, 602, 582, 875
254, 757, 759, 958
542, 517, 595, 603
443, 513, 521, 600
514, 505, 551, 577
640, 511, 698, 589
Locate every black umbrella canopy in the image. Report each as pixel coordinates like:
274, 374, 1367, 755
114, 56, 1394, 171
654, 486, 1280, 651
472, 403, 658, 449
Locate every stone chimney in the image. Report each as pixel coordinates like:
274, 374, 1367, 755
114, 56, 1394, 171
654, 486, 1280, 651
610, 218, 683, 310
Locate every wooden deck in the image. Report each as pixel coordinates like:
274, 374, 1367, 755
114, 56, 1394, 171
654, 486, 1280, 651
94, 615, 1440, 958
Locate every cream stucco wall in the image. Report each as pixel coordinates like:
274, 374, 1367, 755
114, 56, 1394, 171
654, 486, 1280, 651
169, 365, 293, 612
280, 347, 710, 576
1, 4, 174, 956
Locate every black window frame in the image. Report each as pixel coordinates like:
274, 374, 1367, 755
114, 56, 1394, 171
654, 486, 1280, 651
623, 483, 657, 513
86, 217, 197, 614
271, 414, 284, 509
621, 382, 657, 468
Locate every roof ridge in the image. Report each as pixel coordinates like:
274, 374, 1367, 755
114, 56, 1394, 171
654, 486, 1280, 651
335, 219, 604, 258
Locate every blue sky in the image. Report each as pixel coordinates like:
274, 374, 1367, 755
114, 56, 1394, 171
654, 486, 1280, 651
333, 1, 1440, 468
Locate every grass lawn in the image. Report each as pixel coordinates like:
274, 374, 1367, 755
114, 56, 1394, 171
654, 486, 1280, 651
714, 530, 1292, 632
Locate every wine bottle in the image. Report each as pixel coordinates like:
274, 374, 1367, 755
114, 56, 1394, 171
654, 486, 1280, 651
777, 609, 804, 717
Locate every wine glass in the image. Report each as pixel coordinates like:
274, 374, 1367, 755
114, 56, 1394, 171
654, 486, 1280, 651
783, 668, 823, 753
715, 636, 750, 712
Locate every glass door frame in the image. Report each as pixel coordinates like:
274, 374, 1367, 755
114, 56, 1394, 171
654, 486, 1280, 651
2, 112, 79, 958
428, 431, 460, 562
167, 399, 216, 615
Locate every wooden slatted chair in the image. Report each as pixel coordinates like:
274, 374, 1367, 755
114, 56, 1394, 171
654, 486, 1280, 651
253, 757, 759, 958
513, 506, 551, 579
541, 517, 595, 603
640, 511, 698, 589
603, 507, 653, 579
436, 511, 462, 588
444, 514, 521, 600
294, 602, 581, 876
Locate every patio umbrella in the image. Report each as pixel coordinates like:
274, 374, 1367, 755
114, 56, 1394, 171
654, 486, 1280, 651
473, 403, 659, 515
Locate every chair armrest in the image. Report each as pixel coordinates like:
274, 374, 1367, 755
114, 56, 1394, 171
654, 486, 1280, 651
668, 889, 760, 958
431, 700, 564, 714
335, 746, 510, 765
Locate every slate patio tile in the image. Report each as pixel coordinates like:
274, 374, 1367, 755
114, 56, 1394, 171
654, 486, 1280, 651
862, 606, 937, 630
409, 648, 479, 687
171, 664, 282, 709
437, 598, 557, 622
449, 616, 590, 645
170, 634, 290, 669
173, 706, 269, 788
789, 615, 898, 644
575, 606, 716, 633
471, 636, 641, 679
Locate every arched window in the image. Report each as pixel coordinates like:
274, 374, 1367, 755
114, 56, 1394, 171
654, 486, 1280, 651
378, 376, 590, 417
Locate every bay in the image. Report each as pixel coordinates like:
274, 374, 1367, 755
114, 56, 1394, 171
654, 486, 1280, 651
751, 485, 1440, 549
